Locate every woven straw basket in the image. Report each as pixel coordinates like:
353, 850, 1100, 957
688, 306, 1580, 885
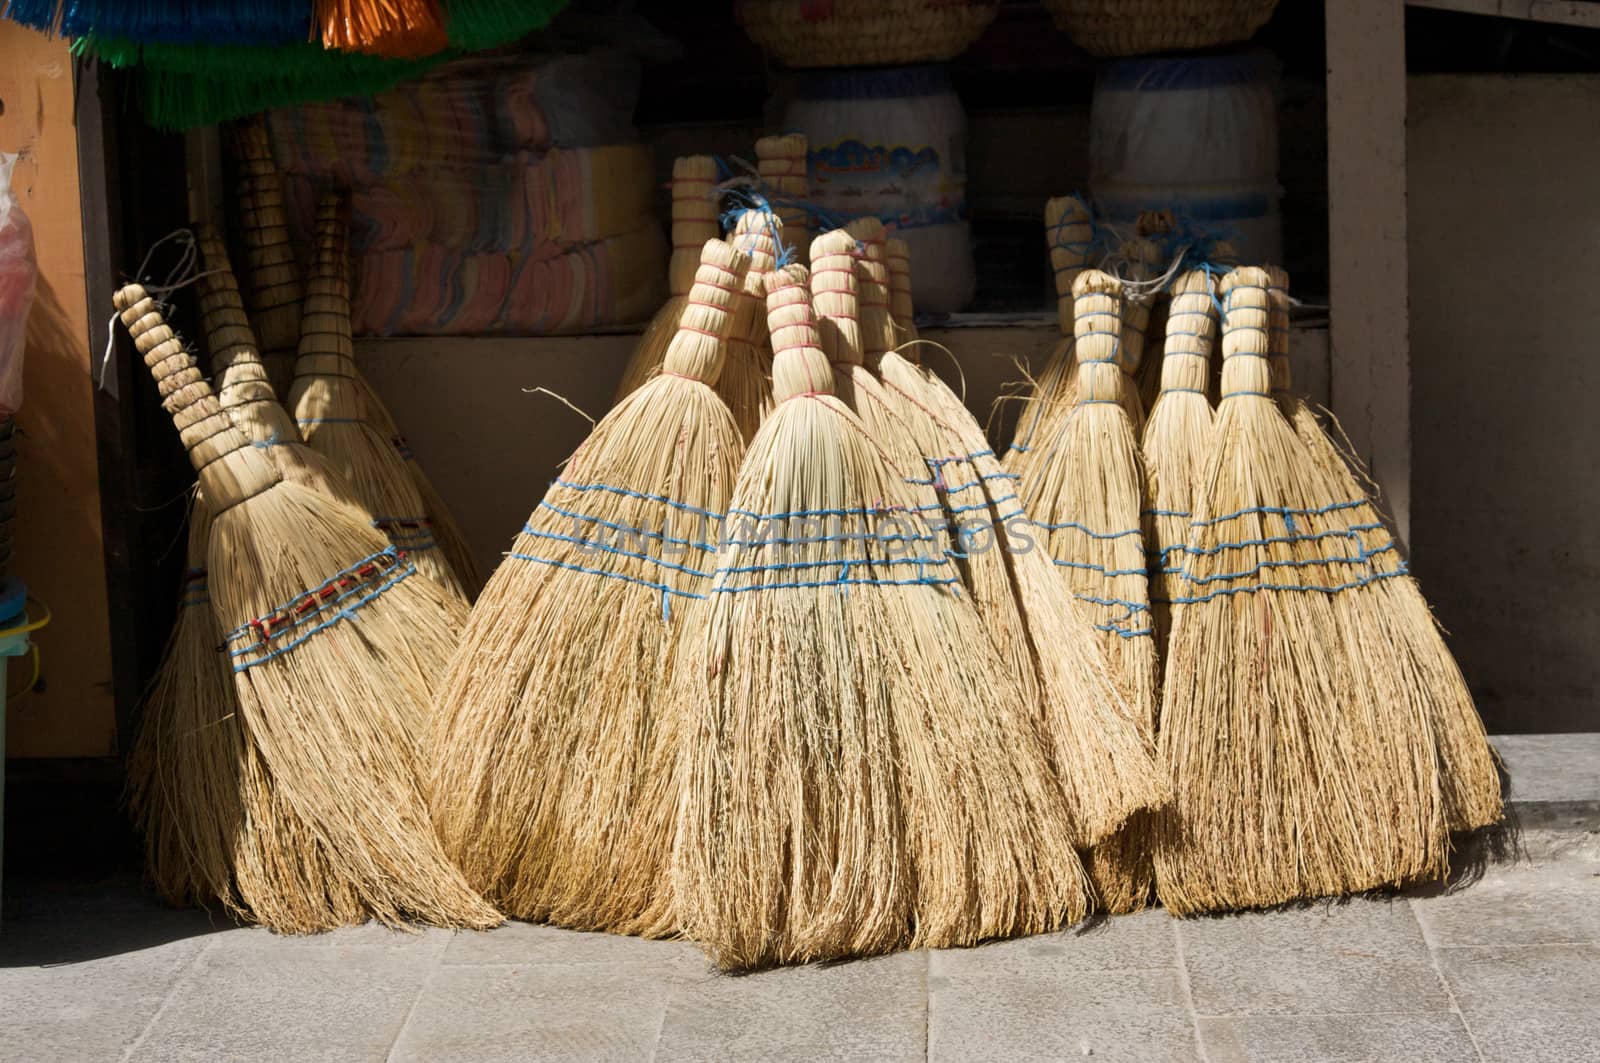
738, 0, 999, 68
1044, 0, 1278, 56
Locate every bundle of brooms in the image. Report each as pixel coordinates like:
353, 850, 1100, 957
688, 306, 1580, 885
230, 125, 480, 593
674, 263, 1090, 971
613, 156, 720, 400
1019, 270, 1159, 914
114, 283, 495, 932
127, 229, 371, 913
845, 224, 1164, 849
1153, 265, 1498, 914
428, 238, 750, 936
288, 191, 474, 603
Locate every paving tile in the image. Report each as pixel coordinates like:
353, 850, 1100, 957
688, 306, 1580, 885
1182, 934, 1450, 1017
657, 950, 926, 1062
125, 942, 432, 1063
1462, 1008, 1600, 1063
1198, 1013, 1479, 1063
1492, 734, 1600, 805
1435, 944, 1600, 1014
1411, 871, 1600, 947
442, 919, 706, 975
0, 933, 208, 1063
929, 909, 1176, 978
929, 969, 1198, 1063
391, 964, 671, 1063
1174, 895, 1427, 950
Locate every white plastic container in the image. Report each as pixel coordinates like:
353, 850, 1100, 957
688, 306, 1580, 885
1090, 51, 1282, 264
786, 64, 975, 312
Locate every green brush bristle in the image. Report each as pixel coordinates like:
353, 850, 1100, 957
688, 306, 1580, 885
445, 0, 570, 51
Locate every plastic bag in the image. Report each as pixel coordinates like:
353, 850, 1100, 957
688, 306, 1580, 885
0, 151, 37, 417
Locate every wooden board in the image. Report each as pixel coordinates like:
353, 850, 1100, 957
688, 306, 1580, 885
0, 24, 116, 758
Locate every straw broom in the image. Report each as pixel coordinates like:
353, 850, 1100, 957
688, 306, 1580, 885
1006, 195, 1093, 482
718, 206, 781, 441
874, 234, 1166, 845
1141, 266, 1220, 655
614, 156, 720, 400
1019, 270, 1159, 913
287, 192, 472, 603
756, 133, 809, 263
674, 264, 1089, 971
1107, 233, 1162, 434
1263, 269, 1500, 833
427, 238, 750, 936
1154, 266, 1448, 914
114, 284, 497, 932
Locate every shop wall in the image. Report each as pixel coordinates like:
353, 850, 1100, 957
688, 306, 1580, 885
1408, 73, 1600, 734
0, 24, 116, 757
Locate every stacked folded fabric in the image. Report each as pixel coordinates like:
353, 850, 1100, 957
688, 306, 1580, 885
265, 49, 661, 336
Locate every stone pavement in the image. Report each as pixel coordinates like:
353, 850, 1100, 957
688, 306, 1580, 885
0, 829, 1593, 1063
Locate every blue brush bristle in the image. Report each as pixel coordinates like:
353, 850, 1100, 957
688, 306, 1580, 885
54, 0, 310, 45
1, 0, 67, 33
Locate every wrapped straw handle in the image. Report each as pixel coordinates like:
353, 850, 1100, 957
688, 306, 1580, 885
765, 265, 833, 402
1217, 267, 1274, 402
1264, 266, 1292, 393
660, 239, 749, 385
1157, 268, 1219, 398
843, 218, 894, 358
296, 192, 357, 380
668, 156, 721, 298
808, 229, 862, 369
114, 284, 280, 508
886, 237, 915, 337
193, 225, 276, 399
1045, 195, 1093, 335
756, 134, 809, 263
1071, 270, 1125, 408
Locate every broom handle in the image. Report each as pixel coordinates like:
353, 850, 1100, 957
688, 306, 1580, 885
765, 265, 834, 402
295, 192, 358, 382
669, 156, 720, 299
886, 238, 916, 340
193, 225, 280, 409
728, 210, 780, 343
1045, 196, 1093, 337
1217, 267, 1274, 400
231, 119, 303, 350
1264, 266, 1292, 393
1115, 235, 1161, 376
756, 134, 808, 264
809, 230, 862, 369
114, 284, 281, 507
1157, 269, 1218, 397
1071, 269, 1125, 408
844, 219, 894, 359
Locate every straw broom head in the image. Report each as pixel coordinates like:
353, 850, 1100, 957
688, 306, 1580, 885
756, 133, 809, 262
1263, 270, 1501, 833
287, 192, 471, 603
115, 284, 497, 931
229, 117, 302, 399
676, 265, 1089, 970
615, 155, 721, 400
1019, 268, 1159, 912
1007, 195, 1093, 482
719, 207, 782, 441
1153, 266, 1447, 915
1141, 266, 1220, 653
428, 239, 749, 936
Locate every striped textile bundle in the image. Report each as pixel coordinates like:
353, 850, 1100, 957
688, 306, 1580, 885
351, 225, 666, 336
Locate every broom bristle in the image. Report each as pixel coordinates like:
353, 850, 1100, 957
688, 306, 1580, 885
675, 264, 1089, 971
427, 239, 749, 936
1154, 266, 1447, 915
1020, 270, 1159, 913
116, 284, 498, 932
1007, 195, 1093, 485
317, 0, 450, 58
1264, 270, 1501, 833
289, 192, 472, 603
614, 156, 721, 401
1141, 267, 1220, 654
